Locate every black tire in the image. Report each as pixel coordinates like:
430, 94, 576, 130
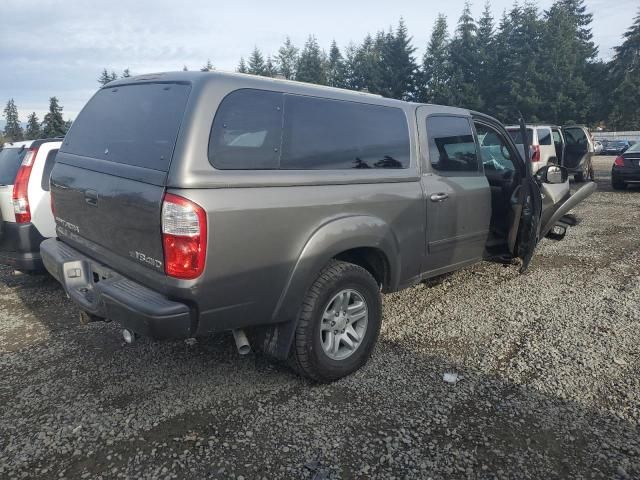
289, 260, 382, 383
575, 160, 593, 183
612, 179, 626, 190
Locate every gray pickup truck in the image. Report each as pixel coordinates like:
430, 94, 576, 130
41, 72, 595, 382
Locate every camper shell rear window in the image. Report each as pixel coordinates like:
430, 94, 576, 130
61, 82, 191, 172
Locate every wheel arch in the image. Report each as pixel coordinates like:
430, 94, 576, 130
260, 215, 400, 359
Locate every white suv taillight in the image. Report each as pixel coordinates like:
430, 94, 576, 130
161, 193, 207, 279
12, 147, 38, 223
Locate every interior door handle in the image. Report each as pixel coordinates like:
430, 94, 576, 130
430, 192, 449, 202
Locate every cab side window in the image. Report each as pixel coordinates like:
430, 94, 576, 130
475, 123, 516, 174
426, 116, 479, 173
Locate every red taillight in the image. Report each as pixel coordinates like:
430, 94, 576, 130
614, 156, 625, 167
162, 193, 207, 279
531, 145, 541, 163
12, 147, 38, 223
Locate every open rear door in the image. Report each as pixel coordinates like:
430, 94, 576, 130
507, 119, 543, 273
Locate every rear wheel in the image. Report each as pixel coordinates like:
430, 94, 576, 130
289, 260, 382, 382
612, 178, 626, 190
575, 160, 593, 182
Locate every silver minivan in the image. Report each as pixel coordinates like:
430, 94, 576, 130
41, 72, 595, 381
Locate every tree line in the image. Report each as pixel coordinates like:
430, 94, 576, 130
2, 97, 70, 143
3, 0, 639, 144
231, 0, 639, 130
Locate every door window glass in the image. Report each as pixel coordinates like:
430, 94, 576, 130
537, 128, 552, 145
552, 130, 562, 144
426, 116, 478, 173
475, 123, 516, 173
563, 127, 588, 147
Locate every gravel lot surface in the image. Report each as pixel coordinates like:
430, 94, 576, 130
1, 156, 638, 480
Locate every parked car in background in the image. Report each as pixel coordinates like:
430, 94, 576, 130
611, 142, 640, 190
506, 124, 557, 173
603, 140, 630, 156
0, 139, 61, 270
506, 124, 594, 182
41, 72, 595, 382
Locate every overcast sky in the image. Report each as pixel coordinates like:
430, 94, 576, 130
0, 0, 636, 122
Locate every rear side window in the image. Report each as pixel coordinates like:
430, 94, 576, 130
507, 128, 533, 145
209, 89, 410, 170
537, 128, 552, 145
41, 148, 59, 191
209, 90, 283, 169
0, 147, 27, 185
426, 116, 478, 173
62, 83, 192, 171
281, 95, 410, 170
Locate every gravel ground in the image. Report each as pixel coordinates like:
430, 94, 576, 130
1, 156, 638, 480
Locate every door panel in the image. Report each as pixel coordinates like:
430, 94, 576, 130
416, 108, 491, 274
562, 126, 592, 170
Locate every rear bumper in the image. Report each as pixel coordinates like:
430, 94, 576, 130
40, 238, 192, 339
0, 221, 46, 271
612, 167, 640, 183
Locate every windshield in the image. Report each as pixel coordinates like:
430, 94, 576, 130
625, 143, 640, 153
507, 128, 533, 145
0, 147, 28, 185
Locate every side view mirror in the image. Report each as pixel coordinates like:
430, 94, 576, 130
538, 165, 568, 184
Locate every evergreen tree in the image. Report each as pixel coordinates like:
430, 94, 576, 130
122, 68, 131, 77
477, 2, 498, 112
200, 59, 214, 71
556, 0, 597, 60
265, 56, 278, 77
276, 37, 299, 80
248, 47, 267, 76
41, 97, 67, 138
608, 9, 640, 129
420, 14, 452, 104
380, 19, 418, 100
351, 34, 383, 93
538, 1, 591, 124
237, 57, 248, 74
448, 2, 483, 109
327, 40, 347, 88
296, 36, 328, 85
492, 3, 545, 122
3, 99, 23, 141
343, 42, 360, 90
110, 71, 118, 82
98, 68, 112, 86
25, 112, 41, 140
183, 65, 189, 71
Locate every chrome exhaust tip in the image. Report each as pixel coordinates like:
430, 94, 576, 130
232, 329, 251, 355
122, 329, 136, 344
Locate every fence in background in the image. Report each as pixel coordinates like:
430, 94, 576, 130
593, 131, 640, 142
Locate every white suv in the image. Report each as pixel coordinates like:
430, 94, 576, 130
506, 125, 557, 173
0, 138, 61, 270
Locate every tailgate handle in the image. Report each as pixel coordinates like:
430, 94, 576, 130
84, 189, 98, 206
